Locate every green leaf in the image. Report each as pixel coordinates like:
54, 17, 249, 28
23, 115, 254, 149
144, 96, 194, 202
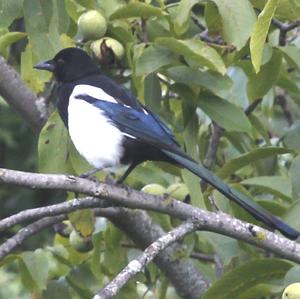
172, 0, 199, 35
144, 73, 161, 113
198, 94, 252, 133
108, 21, 135, 45
110, 3, 164, 20
217, 147, 293, 179
157, 38, 226, 74
290, 156, 300, 200
21, 43, 48, 93
284, 201, 300, 232
97, 0, 125, 17
203, 259, 293, 299
166, 65, 232, 98
251, 0, 300, 21
203, 232, 240, 265
282, 121, 300, 150
210, 0, 256, 50
204, 1, 223, 36
66, 264, 96, 298
0, 32, 27, 56
275, 0, 300, 21
0, 0, 23, 27
278, 45, 300, 69
284, 265, 300, 286
38, 111, 73, 174
20, 250, 49, 293
237, 284, 281, 299
241, 176, 293, 202
247, 50, 282, 101
250, 0, 279, 73
135, 45, 179, 76
23, 0, 63, 61
74, 0, 95, 9
42, 280, 72, 299
69, 209, 95, 237
146, 18, 172, 41
221, 66, 249, 108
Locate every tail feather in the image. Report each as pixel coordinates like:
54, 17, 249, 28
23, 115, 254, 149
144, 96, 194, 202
163, 150, 300, 240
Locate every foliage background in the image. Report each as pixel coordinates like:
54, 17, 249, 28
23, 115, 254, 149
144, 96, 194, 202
0, 0, 300, 298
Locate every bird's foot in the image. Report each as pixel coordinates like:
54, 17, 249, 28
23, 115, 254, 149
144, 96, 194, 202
79, 168, 102, 179
104, 173, 117, 185
79, 168, 105, 184
208, 195, 220, 212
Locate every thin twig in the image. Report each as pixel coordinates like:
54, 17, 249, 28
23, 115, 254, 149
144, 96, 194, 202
0, 197, 111, 232
203, 122, 224, 169
94, 220, 198, 299
191, 14, 206, 31
271, 19, 300, 46
244, 98, 262, 116
0, 215, 67, 260
276, 93, 293, 126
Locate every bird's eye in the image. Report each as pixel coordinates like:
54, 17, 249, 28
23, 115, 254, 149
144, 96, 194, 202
57, 58, 65, 65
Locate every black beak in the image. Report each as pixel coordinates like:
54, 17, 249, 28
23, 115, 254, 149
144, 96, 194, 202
34, 60, 55, 72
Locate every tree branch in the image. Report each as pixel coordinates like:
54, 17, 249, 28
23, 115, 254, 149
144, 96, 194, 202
107, 209, 209, 299
203, 122, 224, 170
271, 19, 300, 46
0, 56, 48, 131
276, 91, 293, 126
94, 220, 199, 299
0, 215, 66, 259
0, 196, 111, 232
1, 168, 300, 263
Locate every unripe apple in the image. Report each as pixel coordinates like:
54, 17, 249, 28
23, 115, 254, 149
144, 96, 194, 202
91, 37, 125, 62
282, 283, 300, 299
166, 183, 189, 201
69, 230, 93, 253
141, 183, 166, 195
77, 10, 107, 41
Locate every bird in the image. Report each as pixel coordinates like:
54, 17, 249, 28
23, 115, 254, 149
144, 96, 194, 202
34, 47, 299, 240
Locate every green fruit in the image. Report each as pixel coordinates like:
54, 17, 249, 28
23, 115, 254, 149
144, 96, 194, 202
141, 184, 166, 195
77, 10, 107, 41
166, 183, 189, 200
69, 230, 93, 253
282, 283, 300, 299
91, 37, 125, 60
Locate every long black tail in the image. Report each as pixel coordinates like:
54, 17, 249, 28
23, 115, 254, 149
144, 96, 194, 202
163, 149, 299, 240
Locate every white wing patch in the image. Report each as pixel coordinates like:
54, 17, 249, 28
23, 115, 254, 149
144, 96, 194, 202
68, 87, 124, 169
71, 84, 117, 103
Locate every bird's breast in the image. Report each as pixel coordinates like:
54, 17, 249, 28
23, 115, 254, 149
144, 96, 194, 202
67, 97, 124, 169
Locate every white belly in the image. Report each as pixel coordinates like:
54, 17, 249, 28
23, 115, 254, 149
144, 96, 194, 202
68, 97, 124, 169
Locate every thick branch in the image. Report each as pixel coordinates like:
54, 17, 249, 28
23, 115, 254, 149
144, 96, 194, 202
0, 56, 48, 131
94, 220, 200, 299
1, 168, 300, 263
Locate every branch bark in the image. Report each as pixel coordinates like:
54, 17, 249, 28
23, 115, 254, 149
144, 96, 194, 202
1, 168, 300, 263
0, 56, 48, 131
0, 215, 66, 259
94, 220, 201, 299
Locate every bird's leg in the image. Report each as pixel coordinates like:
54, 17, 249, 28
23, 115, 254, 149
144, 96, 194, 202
79, 167, 103, 179
116, 163, 137, 185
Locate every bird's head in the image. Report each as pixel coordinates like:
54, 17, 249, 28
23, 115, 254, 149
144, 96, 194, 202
34, 47, 99, 82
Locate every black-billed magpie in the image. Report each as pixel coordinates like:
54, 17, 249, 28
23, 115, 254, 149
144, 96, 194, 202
35, 47, 299, 240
